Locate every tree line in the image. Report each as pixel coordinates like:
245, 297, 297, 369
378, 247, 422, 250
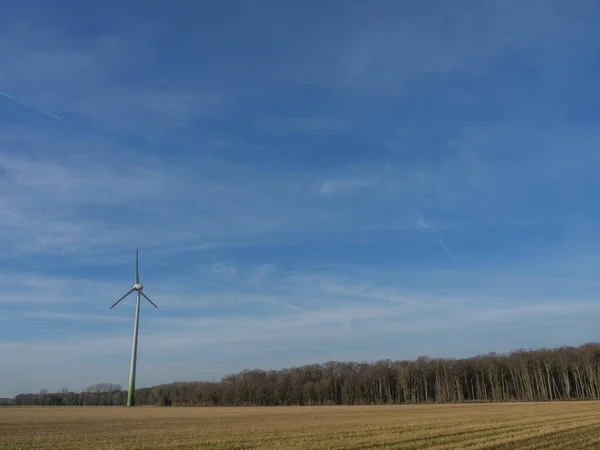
4, 343, 600, 407
0, 383, 123, 406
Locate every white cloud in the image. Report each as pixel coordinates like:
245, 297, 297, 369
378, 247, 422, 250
2, 258, 600, 397
207, 262, 238, 281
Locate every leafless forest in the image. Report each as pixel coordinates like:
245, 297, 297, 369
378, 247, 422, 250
5, 343, 600, 407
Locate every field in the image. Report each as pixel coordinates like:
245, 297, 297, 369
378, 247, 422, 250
3, 402, 600, 449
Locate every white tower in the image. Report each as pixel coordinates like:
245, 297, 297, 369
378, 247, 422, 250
109, 247, 158, 406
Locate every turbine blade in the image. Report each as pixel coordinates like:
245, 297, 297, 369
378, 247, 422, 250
141, 291, 158, 309
109, 288, 135, 309
135, 246, 139, 285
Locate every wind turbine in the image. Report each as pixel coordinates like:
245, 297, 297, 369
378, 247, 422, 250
110, 247, 158, 407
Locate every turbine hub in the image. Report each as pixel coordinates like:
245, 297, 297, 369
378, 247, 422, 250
133, 283, 143, 291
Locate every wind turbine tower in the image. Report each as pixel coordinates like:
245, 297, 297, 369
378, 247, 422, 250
110, 247, 158, 407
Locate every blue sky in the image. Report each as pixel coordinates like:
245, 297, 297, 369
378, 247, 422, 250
2, 0, 600, 397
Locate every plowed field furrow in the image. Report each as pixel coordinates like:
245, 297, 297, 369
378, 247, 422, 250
3, 403, 600, 449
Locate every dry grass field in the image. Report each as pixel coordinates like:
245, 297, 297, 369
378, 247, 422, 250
2, 402, 600, 449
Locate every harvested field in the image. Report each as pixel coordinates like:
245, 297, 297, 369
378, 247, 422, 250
2, 402, 600, 449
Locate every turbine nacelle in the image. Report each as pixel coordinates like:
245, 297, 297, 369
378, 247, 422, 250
109, 247, 158, 310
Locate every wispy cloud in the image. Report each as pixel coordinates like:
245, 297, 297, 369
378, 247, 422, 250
2, 0, 600, 398
3, 264, 600, 394
203, 279, 329, 324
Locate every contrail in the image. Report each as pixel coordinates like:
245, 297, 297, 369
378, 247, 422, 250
416, 218, 435, 232
204, 280, 324, 322
0, 91, 75, 126
203, 280, 382, 343
0, 90, 247, 200
438, 241, 457, 261
0, 210, 34, 223
417, 218, 457, 261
